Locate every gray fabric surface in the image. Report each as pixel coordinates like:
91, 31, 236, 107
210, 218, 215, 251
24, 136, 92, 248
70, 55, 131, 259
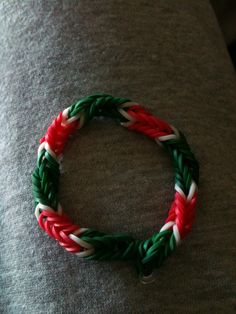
0, 1, 236, 313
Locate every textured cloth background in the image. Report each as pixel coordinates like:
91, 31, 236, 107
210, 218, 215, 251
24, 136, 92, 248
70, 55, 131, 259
0, 1, 236, 313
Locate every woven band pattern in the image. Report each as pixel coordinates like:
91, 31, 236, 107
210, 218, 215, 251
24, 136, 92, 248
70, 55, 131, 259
32, 94, 199, 280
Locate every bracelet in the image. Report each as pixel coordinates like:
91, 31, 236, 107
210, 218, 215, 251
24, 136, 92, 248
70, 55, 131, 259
32, 94, 199, 283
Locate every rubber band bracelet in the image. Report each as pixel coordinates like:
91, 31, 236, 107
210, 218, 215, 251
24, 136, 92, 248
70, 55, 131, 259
32, 94, 199, 283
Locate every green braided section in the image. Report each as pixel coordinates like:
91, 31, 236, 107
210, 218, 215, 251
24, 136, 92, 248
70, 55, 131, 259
32, 149, 60, 209
68, 93, 131, 123
162, 131, 199, 194
80, 229, 176, 276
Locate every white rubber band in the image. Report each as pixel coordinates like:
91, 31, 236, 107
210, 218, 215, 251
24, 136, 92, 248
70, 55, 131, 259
35, 202, 62, 221
69, 234, 94, 249
65, 115, 80, 124
170, 125, 180, 139
187, 180, 197, 201
120, 102, 140, 108
160, 221, 175, 232
73, 228, 90, 236
77, 113, 85, 129
62, 108, 85, 129
173, 224, 181, 245
35, 203, 55, 220
75, 248, 95, 258
62, 107, 70, 120
157, 125, 180, 142
38, 141, 58, 162
118, 107, 136, 123
174, 184, 186, 199
158, 133, 177, 141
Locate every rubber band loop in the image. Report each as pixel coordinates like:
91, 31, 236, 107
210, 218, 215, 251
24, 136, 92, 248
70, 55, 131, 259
32, 93, 199, 281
